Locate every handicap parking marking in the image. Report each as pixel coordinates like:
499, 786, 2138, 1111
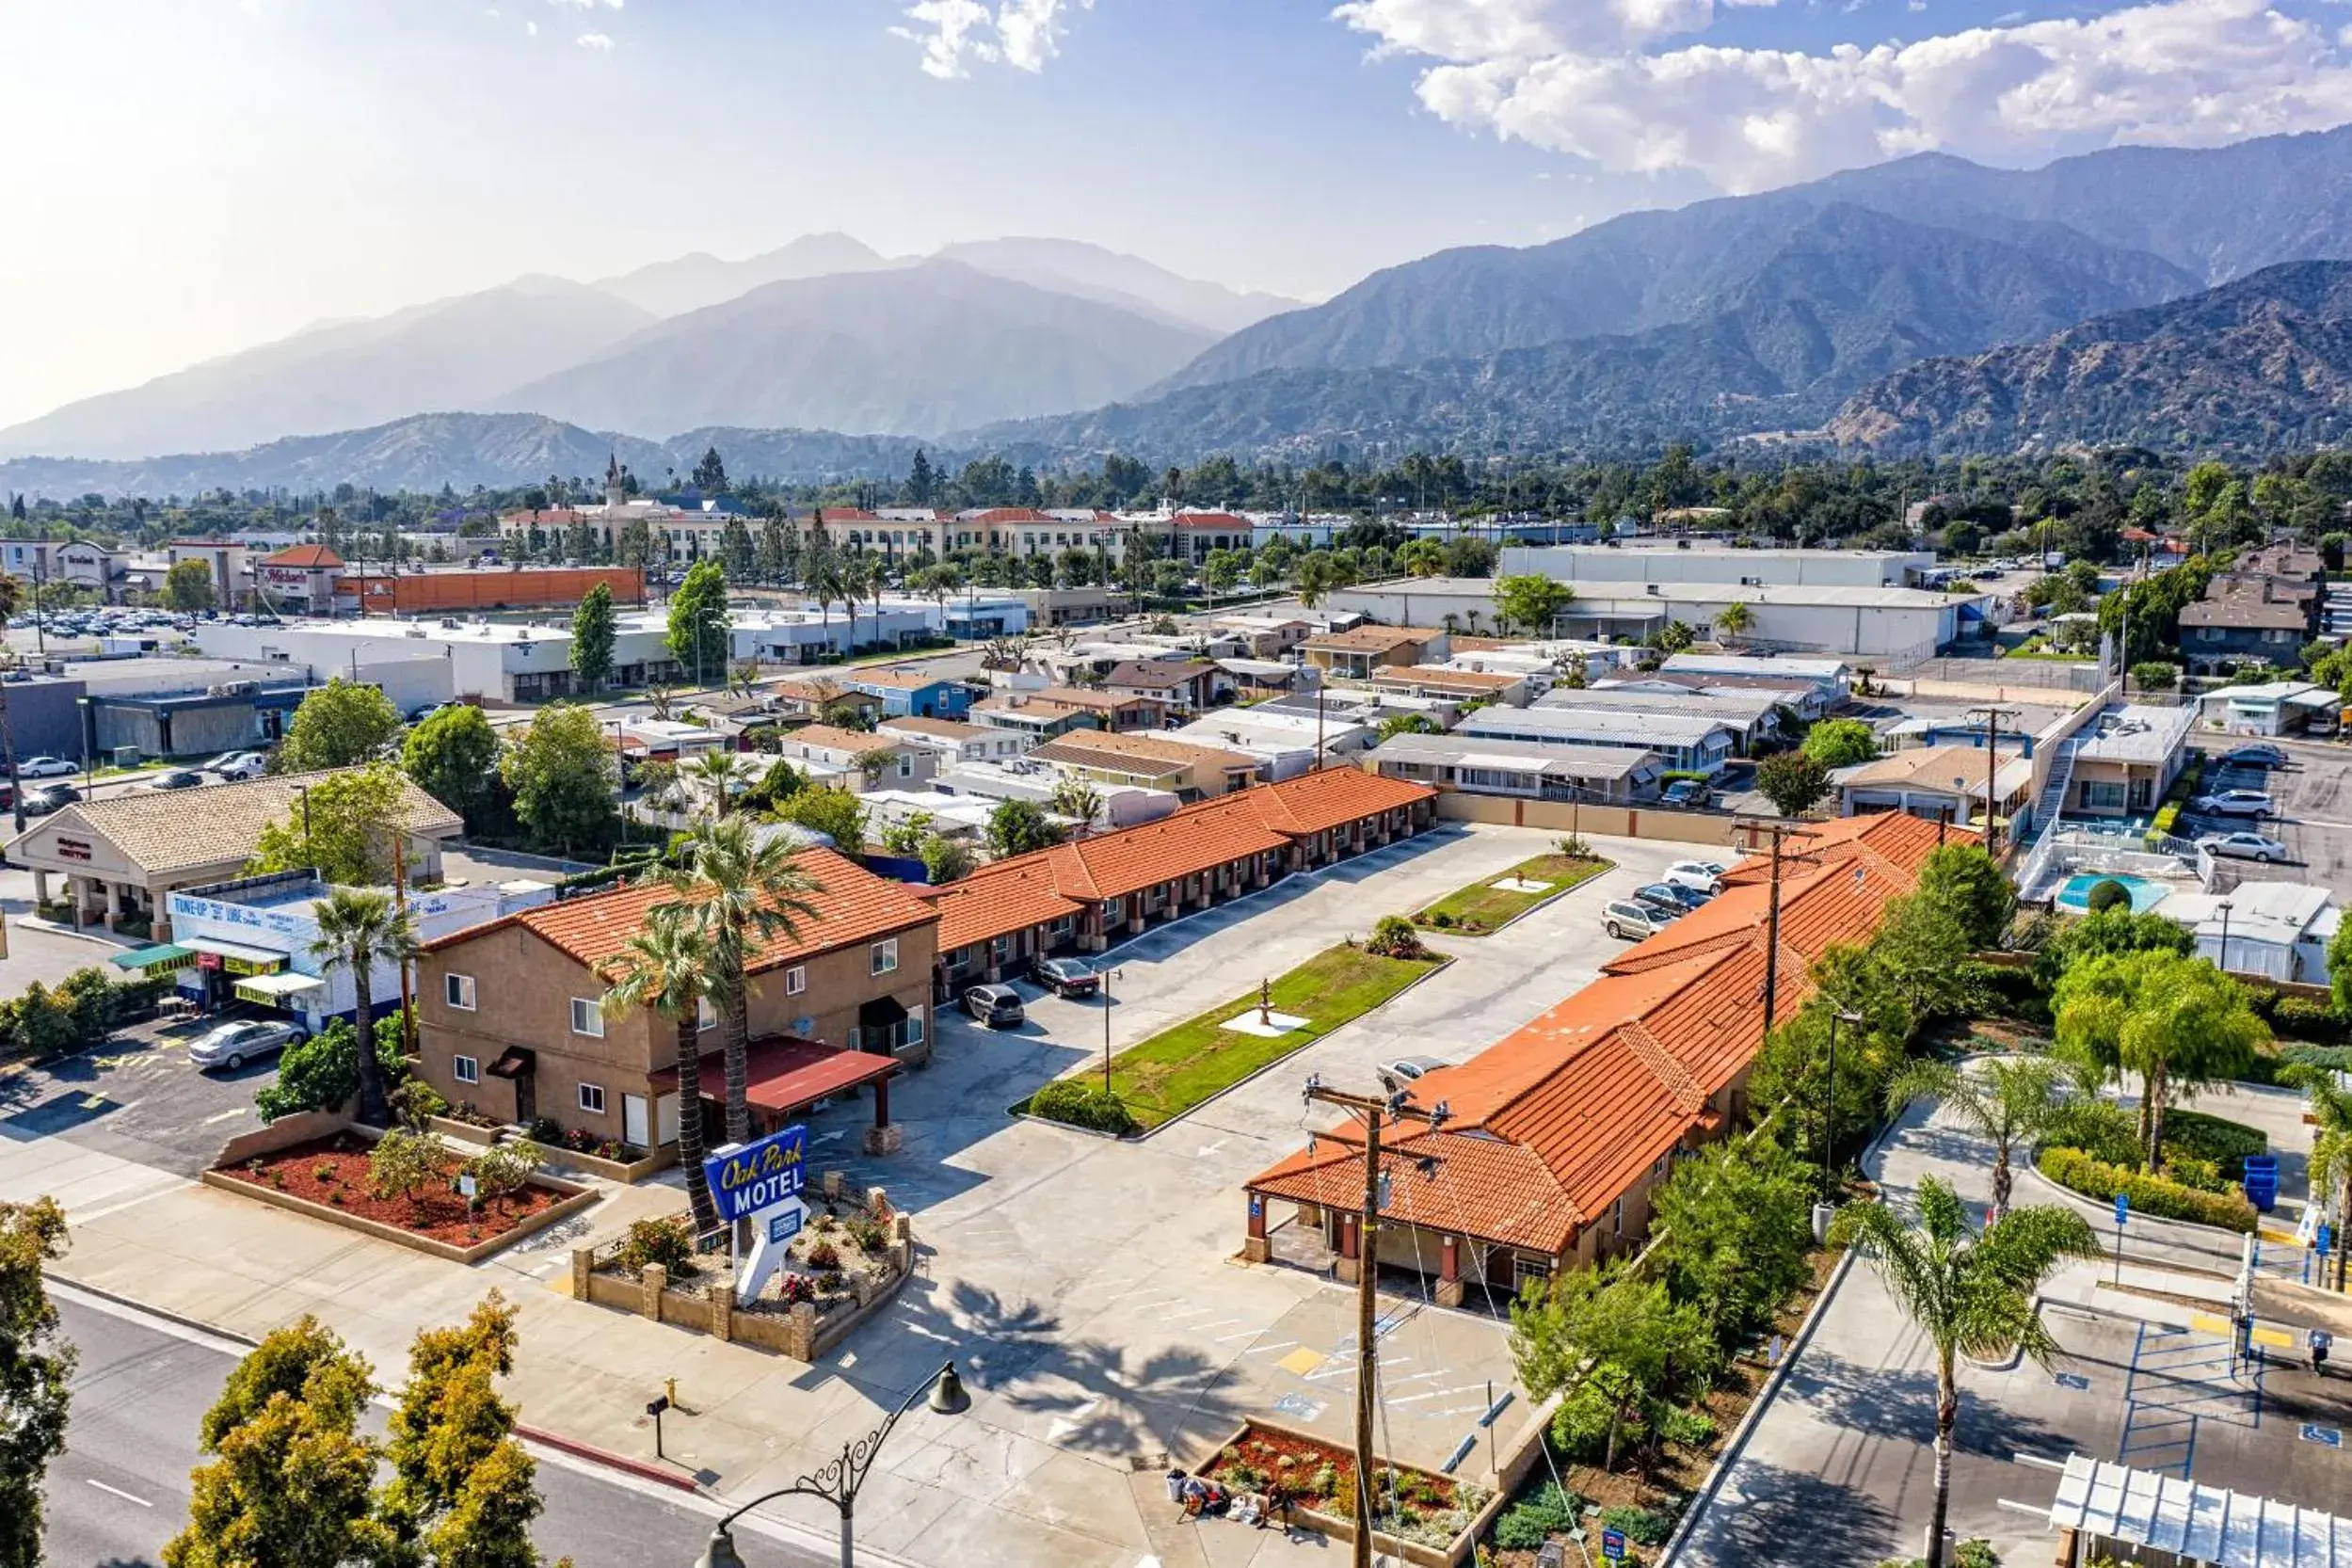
2302, 1424, 2344, 1448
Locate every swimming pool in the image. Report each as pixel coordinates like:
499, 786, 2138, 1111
2056, 872, 2173, 914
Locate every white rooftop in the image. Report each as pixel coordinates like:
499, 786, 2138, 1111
2074, 703, 2196, 764
2045, 1451, 2352, 1566
1462, 706, 1736, 745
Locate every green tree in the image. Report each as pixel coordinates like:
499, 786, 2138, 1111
1800, 718, 1879, 770
570, 583, 616, 694
1913, 842, 2016, 950
599, 903, 725, 1232
919, 833, 976, 885
2331, 919, 2352, 1016
499, 704, 616, 855
665, 558, 729, 683
1712, 598, 1753, 642
2031, 904, 2193, 995
1754, 750, 1831, 817
277, 677, 404, 772
367, 1128, 446, 1218
1656, 619, 1696, 654
660, 815, 822, 1145
690, 446, 728, 493
166, 1317, 392, 1568
1830, 1181, 2098, 1568
247, 763, 408, 884
2055, 950, 2267, 1170
403, 705, 500, 826
1512, 1262, 1716, 1471
2288, 1064, 2352, 1291
1490, 574, 1575, 638
163, 558, 217, 612
773, 785, 868, 850
1376, 712, 1440, 742
310, 888, 420, 1127
1645, 1138, 1815, 1344
721, 518, 755, 581
1397, 538, 1446, 578
986, 798, 1065, 858
379, 1294, 553, 1568
0, 1197, 72, 1568
254, 1016, 407, 1123
1871, 890, 1978, 1029
1046, 776, 1102, 825
1885, 1056, 2066, 1217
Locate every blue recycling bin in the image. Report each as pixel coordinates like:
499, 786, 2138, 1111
2242, 1155, 2279, 1212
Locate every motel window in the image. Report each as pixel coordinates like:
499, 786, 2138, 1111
569, 998, 605, 1038
906, 1010, 925, 1047
2082, 781, 2128, 810
453, 1054, 479, 1085
697, 997, 717, 1032
578, 1082, 607, 1115
445, 973, 477, 1012
785, 965, 807, 996
871, 937, 900, 976
1611, 1197, 1624, 1238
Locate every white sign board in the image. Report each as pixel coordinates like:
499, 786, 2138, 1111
734, 1194, 809, 1306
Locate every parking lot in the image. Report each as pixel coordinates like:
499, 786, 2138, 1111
2181, 735, 2352, 889
0, 1014, 271, 1177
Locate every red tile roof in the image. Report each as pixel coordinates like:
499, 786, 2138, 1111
1243, 767, 1432, 838
438, 848, 936, 975
264, 544, 344, 568
1043, 793, 1290, 901
922, 856, 1084, 952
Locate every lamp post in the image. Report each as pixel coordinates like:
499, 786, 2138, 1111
693, 1361, 968, 1568
1822, 1008, 1864, 1203
2215, 898, 2234, 977
73, 696, 91, 792
1100, 965, 1125, 1095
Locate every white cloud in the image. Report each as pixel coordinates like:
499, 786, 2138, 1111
576, 29, 615, 48
526, 19, 538, 36
549, 0, 622, 8
893, 0, 1093, 79
1337, 0, 2352, 191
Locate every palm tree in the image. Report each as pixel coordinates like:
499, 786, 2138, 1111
1715, 598, 1754, 646
1830, 1179, 2098, 1568
1885, 1056, 2067, 1219
660, 816, 823, 1146
308, 888, 421, 1127
600, 901, 727, 1232
685, 749, 742, 819
2287, 1064, 2352, 1291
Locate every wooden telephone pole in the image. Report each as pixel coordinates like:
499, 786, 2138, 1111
1302, 1074, 1450, 1568
1964, 705, 2021, 855
1733, 817, 1819, 1041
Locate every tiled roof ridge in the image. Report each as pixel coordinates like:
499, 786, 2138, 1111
1618, 1016, 1706, 1115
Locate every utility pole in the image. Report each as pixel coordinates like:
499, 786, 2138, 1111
1965, 705, 2020, 855
1301, 1074, 1450, 1568
1734, 817, 1819, 1043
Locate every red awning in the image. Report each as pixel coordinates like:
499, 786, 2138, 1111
648, 1036, 896, 1114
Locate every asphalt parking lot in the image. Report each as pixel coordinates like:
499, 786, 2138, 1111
2181, 736, 2352, 889
0, 1016, 272, 1176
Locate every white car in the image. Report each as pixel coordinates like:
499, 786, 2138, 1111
1661, 859, 1726, 894
186, 1017, 305, 1071
2198, 831, 2288, 864
205, 751, 269, 780
2189, 789, 2274, 819
16, 756, 73, 778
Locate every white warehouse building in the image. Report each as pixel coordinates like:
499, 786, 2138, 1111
1498, 544, 1932, 589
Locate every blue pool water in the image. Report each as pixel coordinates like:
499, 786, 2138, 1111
2056, 872, 2172, 913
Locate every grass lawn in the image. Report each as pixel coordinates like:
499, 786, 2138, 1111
1414, 853, 1612, 936
1096, 944, 1446, 1130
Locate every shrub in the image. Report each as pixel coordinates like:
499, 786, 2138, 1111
2130, 660, 2181, 692
1367, 915, 1431, 959
617, 1216, 696, 1278
2162, 1153, 2226, 1193
846, 1215, 888, 1252
1601, 1504, 1675, 1546
312, 1161, 337, 1183
1493, 1482, 1580, 1550
1426, 910, 1455, 929
2282, 1044, 2352, 1073
1029, 1080, 1141, 1136
1959, 961, 2050, 1024
2164, 1110, 2266, 1180
2274, 996, 2345, 1043
2037, 1145, 2257, 1232
2084, 878, 2132, 915
1658, 1405, 1718, 1447
2043, 1099, 2143, 1168
806, 1240, 841, 1272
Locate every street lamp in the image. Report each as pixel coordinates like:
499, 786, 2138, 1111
693, 1361, 968, 1568
1100, 965, 1125, 1095
1821, 1008, 1865, 1205
2215, 898, 2234, 977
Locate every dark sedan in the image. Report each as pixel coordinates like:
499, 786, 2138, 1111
1035, 957, 1101, 999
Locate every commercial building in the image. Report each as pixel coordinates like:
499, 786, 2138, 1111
414, 848, 937, 1150
1028, 729, 1260, 801
498, 456, 733, 563
352, 566, 648, 616
1365, 733, 1665, 805
839, 667, 976, 721
1498, 544, 1932, 589
6, 768, 462, 936
1531, 684, 1792, 755
2064, 703, 2195, 817
1458, 704, 1739, 776
1242, 812, 1956, 1294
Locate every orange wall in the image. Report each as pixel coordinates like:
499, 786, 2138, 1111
353, 567, 646, 615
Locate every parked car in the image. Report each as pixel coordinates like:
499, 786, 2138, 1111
1660, 779, 1712, 809
2189, 789, 2274, 819
22, 784, 81, 815
1034, 957, 1101, 999
146, 769, 204, 791
2216, 744, 2289, 770
1377, 1055, 1448, 1092
1602, 900, 1675, 940
204, 751, 269, 780
16, 756, 73, 778
963, 984, 1026, 1029
1661, 859, 1725, 894
2197, 831, 2289, 863
187, 1017, 306, 1071
1633, 882, 1708, 913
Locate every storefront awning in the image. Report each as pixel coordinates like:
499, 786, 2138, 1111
184, 937, 287, 976
109, 943, 193, 972
858, 996, 909, 1031
487, 1048, 536, 1080
232, 972, 325, 1004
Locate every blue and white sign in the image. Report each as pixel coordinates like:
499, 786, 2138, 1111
703, 1125, 808, 1224
766, 1204, 806, 1246
1601, 1527, 1626, 1560
2114, 1193, 2130, 1227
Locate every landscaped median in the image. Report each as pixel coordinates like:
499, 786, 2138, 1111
1020, 939, 1450, 1135
1413, 850, 1612, 936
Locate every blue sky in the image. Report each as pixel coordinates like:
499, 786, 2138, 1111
5, 0, 2350, 426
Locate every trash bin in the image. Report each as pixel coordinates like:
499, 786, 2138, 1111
2243, 1155, 2279, 1212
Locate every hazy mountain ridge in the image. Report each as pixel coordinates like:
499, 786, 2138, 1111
1825, 261, 2352, 456
592, 232, 892, 317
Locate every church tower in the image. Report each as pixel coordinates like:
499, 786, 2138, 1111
604, 452, 627, 511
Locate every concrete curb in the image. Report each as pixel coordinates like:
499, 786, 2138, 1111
515, 1423, 703, 1494
1412, 855, 1615, 938
49, 1274, 261, 1349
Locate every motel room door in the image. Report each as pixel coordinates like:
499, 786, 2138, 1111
623, 1095, 651, 1149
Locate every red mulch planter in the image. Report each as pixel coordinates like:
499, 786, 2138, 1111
218, 1133, 561, 1243
1206, 1420, 1464, 1514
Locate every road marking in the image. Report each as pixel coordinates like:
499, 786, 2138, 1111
1307, 1357, 1409, 1383
1216, 1328, 1271, 1342
1195, 1140, 1228, 1158
1178, 1319, 1240, 1334
87, 1480, 152, 1507
1048, 1399, 1101, 1443
1242, 1340, 1297, 1356
202, 1108, 248, 1124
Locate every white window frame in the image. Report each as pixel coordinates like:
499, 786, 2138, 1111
697, 997, 717, 1032
578, 1082, 606, 1115
444, 973, 477, 1012
785, 965, 807, 996
569, 998, 605, 1038
453, 1053, 479, 1085
871, 937, 899, 976
905, 1009, 925, 1047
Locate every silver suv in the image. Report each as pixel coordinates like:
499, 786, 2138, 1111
1602, 900, 1673, 941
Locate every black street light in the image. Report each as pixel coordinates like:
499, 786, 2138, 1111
695, 1362, 968, 1568
2215, 898, 2235, 977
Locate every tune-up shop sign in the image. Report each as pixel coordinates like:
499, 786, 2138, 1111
701, 1125, 808, 1224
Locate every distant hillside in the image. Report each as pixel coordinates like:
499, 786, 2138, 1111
936, 236, 1301, 335
0, 413, 935, 501
0, 278, 654, 462
1826, 262, 2352, 456
493, 260, 1216, 439
592, 233, 891, 317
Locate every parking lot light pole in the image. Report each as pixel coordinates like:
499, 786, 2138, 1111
2215, 898, 2234, 977
1100, 967, 1125, 1095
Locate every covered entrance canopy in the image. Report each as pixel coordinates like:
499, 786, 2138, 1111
184, 937, 287, 976
109, 943, 193, 973
650, 1036, 897, 1119
232, 972, 324, 1006
2045, 1452, 2352, 1565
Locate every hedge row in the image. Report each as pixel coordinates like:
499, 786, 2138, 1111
2038, 1145, 2258, 1234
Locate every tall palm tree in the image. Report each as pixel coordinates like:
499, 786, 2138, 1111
1885, 1056, 2067, 1219
660, 816, 823, 1146
685, 749, 742, 819
2287, 1064, 2352, 1291
308, 888, 421, 1127
600, 901, 727, 1232
1830, 1179, 2098, 1568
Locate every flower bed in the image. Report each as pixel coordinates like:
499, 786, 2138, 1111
1202, 1421, 1488, 1560
217, 1132, 570, 1245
